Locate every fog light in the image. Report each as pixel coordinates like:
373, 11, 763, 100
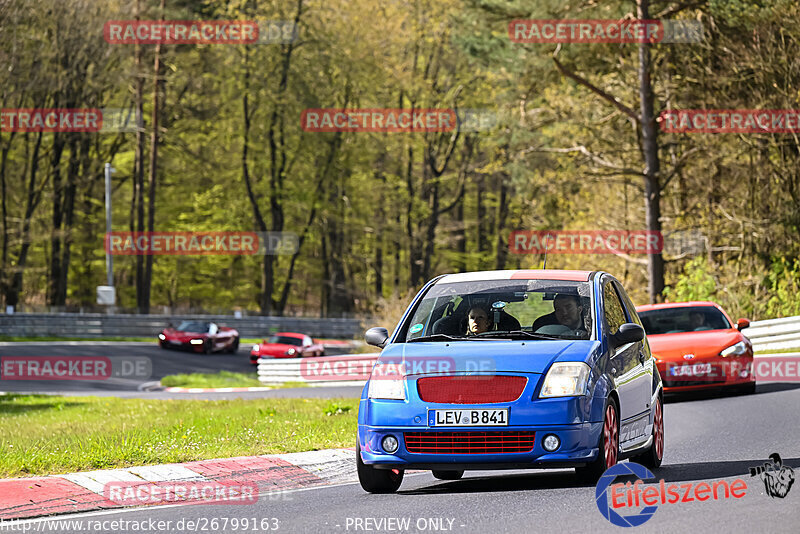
382, 435, 399, 453
543, 434, 560, 452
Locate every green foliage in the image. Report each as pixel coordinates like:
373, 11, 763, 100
664, 257, 718, 303
765, 258, 800, 318
324, 402, 353, 416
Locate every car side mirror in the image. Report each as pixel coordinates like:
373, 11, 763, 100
365, 327, 390, 348
736, 318, 750, 331
612, 323, 645, 347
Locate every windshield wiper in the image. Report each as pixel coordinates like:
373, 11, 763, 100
407, 334, 469, 343
474, 330, 562, 340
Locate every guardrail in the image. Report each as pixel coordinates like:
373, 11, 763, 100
0, 312, 362, 339
255, 314, 800, 385
745, 315, 800, 352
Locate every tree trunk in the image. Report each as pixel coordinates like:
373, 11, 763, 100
142, 0, 165, 314
637, 0, 665, 302
132, 0, 146, 312
494, 174, 510, 270
47, 133, 66, 306
7, 131, 45, 308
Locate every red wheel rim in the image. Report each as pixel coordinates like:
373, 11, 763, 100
654, 398, 664, 460
604, 404, 618, 469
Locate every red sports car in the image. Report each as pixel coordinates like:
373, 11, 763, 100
636, 301, 755, 394
158, 321, 240, 354
250, 332, 325, 364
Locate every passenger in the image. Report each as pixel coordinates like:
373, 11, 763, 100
466, 306, 493, 335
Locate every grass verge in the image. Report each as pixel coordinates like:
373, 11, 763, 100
754, 347, 800, 355
161, 371, 264, 388
0, 394, 357, 478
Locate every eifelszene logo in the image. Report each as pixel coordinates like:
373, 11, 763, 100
595, 462, 748, 527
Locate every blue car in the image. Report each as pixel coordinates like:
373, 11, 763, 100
357, 269, 664, 493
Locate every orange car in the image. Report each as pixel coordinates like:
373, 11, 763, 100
636, 301, 755, 394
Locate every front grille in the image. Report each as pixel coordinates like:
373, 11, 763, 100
404, 431, 536, 454
417, 375, 527, 403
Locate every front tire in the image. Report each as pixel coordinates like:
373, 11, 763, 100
227, 337, 239, 354
356, 442, 404, 493
203, 339, 213, 354
631, 395, 664, 469
432, 470, 464, 480
576, 397, 619, 483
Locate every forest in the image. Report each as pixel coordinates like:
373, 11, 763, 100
1, 0, 798, 321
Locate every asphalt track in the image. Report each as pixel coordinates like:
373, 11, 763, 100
3, 343, 800, 532
0, 341, 359, 398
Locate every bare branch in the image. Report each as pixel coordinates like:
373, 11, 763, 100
552, 49, 640, 121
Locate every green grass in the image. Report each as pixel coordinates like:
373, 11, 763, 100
0, 394, 357, 478
161, 371, 264, 388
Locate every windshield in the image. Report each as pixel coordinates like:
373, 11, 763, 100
176, 321, 209, 333
268, 335, 304, 346
402, 279, 593, 342
639, 306, 731, 335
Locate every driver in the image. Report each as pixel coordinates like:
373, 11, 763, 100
688, 311, 706, 330
532, 294, 586, 333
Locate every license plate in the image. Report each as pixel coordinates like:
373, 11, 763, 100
669, 363, 712, 377
169, 340, 182, 345
428, 409, 509, 427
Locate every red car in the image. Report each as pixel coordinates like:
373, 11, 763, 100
250, 332, 325, 364
636, 301, 755, 394
158, 321, 240, 354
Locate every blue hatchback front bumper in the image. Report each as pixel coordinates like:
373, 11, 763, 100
358, 384, 604, 470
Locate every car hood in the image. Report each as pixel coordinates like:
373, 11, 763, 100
377, 340, 600, 376
163, 330, 207, 341
647, 329, 743, 360
258, 343, 299, 353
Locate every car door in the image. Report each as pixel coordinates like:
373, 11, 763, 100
602, 279, 648, 422
615, 282, 656, 413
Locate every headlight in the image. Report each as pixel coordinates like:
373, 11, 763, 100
540, 362, 590, 397
286, 348, 297, 356
190, 338, 204, 345
367, 364, 406, 400
252, 344, 260, 352
158, 334, 165, 340
720, 341, 747, 357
